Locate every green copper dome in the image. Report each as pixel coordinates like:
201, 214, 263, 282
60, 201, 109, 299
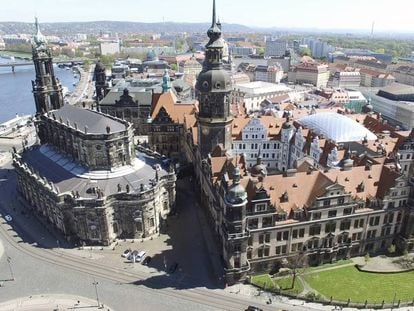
226, 166, 247, 205
33, 17, 47, 47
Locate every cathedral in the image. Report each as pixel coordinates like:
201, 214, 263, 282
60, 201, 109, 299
13, 19, 176, 245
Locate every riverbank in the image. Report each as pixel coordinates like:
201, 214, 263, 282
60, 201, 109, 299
0, 56, 79, 123
0, 51, 31, 60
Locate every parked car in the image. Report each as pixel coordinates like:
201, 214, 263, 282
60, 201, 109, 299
245, 306, 263, 311
127, 250, 139, 261
121, 249, 132, 258
5, 215, 12, 222
135, 250, 146, 262
141, 255, 152, 265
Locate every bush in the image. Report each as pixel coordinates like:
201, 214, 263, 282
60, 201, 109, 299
305, 291, 321, 301
387, 244, 396, 255
364, 253, 370, 264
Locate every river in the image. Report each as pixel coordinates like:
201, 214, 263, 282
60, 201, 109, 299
0, 56, 79, 123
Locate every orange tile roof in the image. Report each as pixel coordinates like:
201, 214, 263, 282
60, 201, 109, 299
151, 90, 198, 124
233, 163, 401, 216
261, 171, 334, 214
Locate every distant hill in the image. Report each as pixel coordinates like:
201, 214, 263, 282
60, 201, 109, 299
0, 21, 254, 35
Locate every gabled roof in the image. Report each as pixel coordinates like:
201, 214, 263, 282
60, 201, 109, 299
151, 90, 198, 124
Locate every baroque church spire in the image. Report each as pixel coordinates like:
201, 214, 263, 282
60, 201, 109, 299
31, 17, 64, 115
33, 17, 47, 47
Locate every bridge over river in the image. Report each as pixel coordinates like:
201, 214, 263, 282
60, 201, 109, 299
0, 59, 84, 72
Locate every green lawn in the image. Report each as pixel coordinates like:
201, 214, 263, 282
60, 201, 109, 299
251, 274, 304, 296
304, 265, 414, 303
0, 50, 32, 59
305, 259, 352, 273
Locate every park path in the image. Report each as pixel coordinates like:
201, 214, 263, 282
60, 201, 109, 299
302, 261, 355, 276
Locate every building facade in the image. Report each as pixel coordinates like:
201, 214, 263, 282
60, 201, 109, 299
331, 71, 361, 88
254, 65, 283, 84
359, 68, 396, 87
98, 80, 158, 134
265, 40, 287, 58
100, 41, 120, 56
233, 81, 292, 112
288, 62, 330, 88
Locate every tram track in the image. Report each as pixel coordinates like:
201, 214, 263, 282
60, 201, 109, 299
0, 221, 280, 311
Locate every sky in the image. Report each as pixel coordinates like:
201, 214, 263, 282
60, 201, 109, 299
1, 0, 414, 33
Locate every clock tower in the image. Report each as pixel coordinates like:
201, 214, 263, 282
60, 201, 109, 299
196, 0, 233, 158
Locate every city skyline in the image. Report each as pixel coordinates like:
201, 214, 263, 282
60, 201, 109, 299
1, 0, 414, 33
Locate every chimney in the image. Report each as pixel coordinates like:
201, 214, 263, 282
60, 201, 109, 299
365, 160, 372, 171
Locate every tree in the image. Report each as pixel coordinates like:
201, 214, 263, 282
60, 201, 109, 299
257, 47, 265, 56
388, 244, 396, 256
286, 251, 308, 289
170, 63, 178, 71
100, 55, 115, 68
364, 253, 370, 265
299, 47, 312, 57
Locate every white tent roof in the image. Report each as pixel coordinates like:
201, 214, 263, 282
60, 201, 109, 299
298, 113, 377, 142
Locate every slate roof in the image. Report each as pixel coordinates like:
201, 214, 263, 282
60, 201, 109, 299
21, 146, 168, 198
52, 105, 127, 134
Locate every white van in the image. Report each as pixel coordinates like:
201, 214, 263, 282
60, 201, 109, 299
135, 250, 146, 262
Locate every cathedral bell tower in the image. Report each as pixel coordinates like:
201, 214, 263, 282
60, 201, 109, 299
196, 0, 233, 158
94, 60, 109, 102
31, 17, 64, 115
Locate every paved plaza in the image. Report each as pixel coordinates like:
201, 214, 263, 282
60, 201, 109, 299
0, 294, 113, 311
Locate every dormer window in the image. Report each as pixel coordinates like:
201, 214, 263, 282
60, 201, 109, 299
255, 203, 266, 212
357, 181, 365, 193
275, 212, 286, 221
281, 191, 289, 202
294, 209, 303, 220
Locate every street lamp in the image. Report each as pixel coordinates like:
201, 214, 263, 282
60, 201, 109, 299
5, 253, 14, 281
92, 278, 100, 307
391, 292, 397, 310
